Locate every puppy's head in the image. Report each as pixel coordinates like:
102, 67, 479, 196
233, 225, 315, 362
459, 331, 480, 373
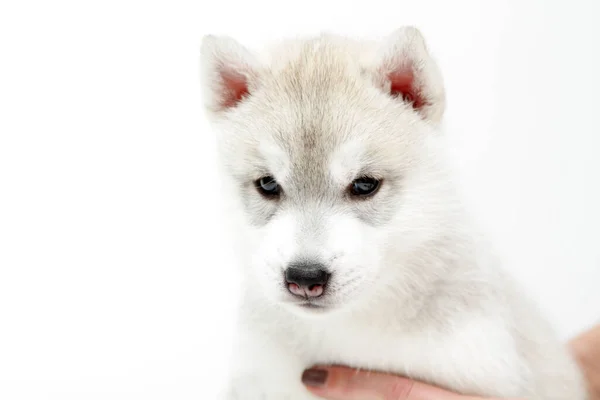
200, 28, 453, 314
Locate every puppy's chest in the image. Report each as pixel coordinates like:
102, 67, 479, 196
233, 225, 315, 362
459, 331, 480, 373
304, 321, 441, 377
294, 317, 525, 398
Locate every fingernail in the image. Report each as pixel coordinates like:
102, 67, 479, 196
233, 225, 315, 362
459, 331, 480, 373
302, 368, 328, 387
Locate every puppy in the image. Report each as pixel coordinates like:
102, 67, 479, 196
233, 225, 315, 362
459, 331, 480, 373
200, 27, 587, 399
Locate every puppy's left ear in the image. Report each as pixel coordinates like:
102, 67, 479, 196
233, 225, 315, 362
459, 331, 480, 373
373, 27, 445, 124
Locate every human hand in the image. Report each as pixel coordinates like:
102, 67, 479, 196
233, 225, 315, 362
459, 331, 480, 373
301, 366, 520, 400
570, 323, 600, 400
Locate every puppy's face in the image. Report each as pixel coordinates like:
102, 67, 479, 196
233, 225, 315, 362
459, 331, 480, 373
201, 28, 449, 314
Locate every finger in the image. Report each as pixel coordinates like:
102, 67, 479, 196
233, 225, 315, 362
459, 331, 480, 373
302, 366, 485, 400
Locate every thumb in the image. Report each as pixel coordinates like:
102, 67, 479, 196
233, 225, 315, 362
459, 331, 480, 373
301, 366, 506, 400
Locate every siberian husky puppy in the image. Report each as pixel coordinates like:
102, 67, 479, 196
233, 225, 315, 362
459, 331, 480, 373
200, 27, 587, 399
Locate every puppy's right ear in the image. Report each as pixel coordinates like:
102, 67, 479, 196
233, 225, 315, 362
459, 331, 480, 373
200, 35, 260, 115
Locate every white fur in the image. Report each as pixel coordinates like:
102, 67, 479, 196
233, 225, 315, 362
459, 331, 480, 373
200, 27, 587, 399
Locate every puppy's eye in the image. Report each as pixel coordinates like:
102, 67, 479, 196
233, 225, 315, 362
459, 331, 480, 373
255, 176, 281, 198
349, 177, 381, 197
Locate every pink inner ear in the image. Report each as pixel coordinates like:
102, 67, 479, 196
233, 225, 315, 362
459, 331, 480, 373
220, 69, 249, 109
388, 70, 424, 110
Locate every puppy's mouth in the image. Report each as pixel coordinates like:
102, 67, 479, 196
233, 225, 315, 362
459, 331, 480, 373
297, 300, 326, 308
283, 295, 331, 311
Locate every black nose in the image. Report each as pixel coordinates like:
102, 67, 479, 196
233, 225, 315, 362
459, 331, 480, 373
284, 263, 330, 298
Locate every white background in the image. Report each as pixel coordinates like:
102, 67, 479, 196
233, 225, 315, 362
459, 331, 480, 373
0, 0, 598, 399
